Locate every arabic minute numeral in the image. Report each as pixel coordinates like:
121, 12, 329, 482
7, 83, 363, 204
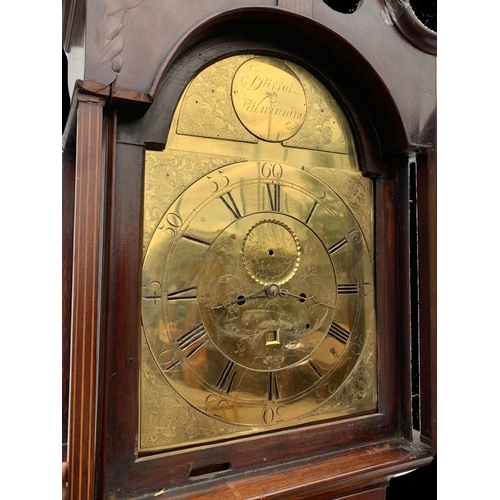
207, 170, 230, 192
262, 404, 287, 424
160, 212, 183, 237
261, 162, 283, 179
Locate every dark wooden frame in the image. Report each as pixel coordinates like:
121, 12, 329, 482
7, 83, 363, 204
63, 3, 436, 499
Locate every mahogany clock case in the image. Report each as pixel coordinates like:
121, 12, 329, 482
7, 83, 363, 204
62, 4, 436, 499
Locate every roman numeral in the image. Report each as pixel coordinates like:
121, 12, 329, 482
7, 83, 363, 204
328, 237, 348, 255
167, 286, 197, 300
158, 349, 179, 372
305, 201, 318, 225
182, 234, 211, 247
267, 372, 280, 401
177, 324, 207, 358
143, 281, 161, 305
308, 360, 323, 379
220, 192, 241, 219
337, 284, 359, 294
267, 183, 281, 212
327, 322, 350, 345
216, 361, 237, 394
143, 291, 160, 305
160, 357, 180, 372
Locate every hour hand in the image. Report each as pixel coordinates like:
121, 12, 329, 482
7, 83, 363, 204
279, 289, 337, 310
210, 284, 280, 310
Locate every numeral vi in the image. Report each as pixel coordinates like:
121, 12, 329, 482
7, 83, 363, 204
216, 361, 238, 394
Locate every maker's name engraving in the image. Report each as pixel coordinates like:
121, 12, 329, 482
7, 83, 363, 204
232, 57, 307, 142
240, 72, 300, 95
241, 95, 305, 121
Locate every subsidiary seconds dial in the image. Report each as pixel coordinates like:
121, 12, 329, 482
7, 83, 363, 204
141, 161, 374, 427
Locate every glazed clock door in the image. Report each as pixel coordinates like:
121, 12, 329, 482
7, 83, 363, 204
139, 55, 377, 453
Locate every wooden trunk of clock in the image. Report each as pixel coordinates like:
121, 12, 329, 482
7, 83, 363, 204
62, 1, 436, 499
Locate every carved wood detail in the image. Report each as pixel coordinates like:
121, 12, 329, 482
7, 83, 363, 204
98, 0, 145, 75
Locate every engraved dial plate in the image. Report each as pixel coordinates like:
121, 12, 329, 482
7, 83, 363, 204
139, 54, 376, 453
142, 161, 374, 435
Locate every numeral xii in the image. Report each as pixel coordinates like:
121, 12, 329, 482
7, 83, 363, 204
267, 183, 281, 212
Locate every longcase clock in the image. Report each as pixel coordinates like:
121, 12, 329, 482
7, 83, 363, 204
62, 1, 436, 499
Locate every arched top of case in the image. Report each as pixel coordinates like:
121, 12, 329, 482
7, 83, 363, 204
118, 7, 416, 177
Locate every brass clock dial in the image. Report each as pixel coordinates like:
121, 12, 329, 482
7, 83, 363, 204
142, 161, 373, 427
139, 54, 376, 452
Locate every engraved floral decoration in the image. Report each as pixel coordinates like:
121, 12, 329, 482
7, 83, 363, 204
306, 315, 377, 417
283, 62, 348, 154
140, 336, 251, 451
241, 219, 301, 285
309, 167, 374, 254
140, 54, 377, 451
177, 55, 257, 143
143, 150, 245, 250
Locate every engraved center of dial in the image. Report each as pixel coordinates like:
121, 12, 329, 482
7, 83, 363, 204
242, 219, 300, 285
198, 213, 336, 371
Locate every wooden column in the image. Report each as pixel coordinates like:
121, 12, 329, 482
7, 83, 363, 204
417, 147, 437, 453
62, 149, 75, 460
67, 93, 106, 500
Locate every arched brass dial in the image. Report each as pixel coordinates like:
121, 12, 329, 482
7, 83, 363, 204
141, 161, 373, 427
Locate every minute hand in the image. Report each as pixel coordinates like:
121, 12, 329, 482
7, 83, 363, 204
210, 284, 281, 310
